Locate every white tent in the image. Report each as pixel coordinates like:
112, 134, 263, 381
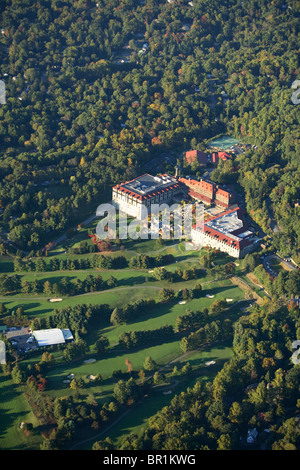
33, 328, 66, 347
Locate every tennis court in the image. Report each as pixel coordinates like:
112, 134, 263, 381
207, 135, 241, 150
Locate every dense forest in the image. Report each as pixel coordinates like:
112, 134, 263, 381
0, 0, 299, 260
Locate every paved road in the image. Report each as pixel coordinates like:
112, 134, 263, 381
262, 253, 297, 276
234, 275, 271, 300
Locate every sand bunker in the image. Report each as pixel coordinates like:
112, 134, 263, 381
178, 301, 186, 304
87, 375, 96, 381
63, 379, 71, 384
226, 298, 233, 302
206, 294, 215, 298
84, 358, 96, 363
67, 373, 74, 379
49, 298, 62, 302
205, 361, 216, 366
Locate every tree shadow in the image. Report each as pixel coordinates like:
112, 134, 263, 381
122, 301, 176, 326
0, 376, 32, 444
202, 284, 237, 296
116, 275, 148, 287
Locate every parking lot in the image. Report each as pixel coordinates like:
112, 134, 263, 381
5, 327, 38, 354
260, 253, 295, 278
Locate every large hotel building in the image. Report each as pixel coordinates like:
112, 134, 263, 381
191, 207, 254, 258
112, 173, 255, 258
112, 173, 183, 219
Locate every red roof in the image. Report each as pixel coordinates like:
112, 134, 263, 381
218, 152, 230, 160
211, 152, 231, 163
185, 150, 208, 165
216, 188, 230, 198
201, 225, 251, 250
179, 177, 215, 194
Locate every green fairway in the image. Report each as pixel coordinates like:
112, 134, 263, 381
0, 374, 41, 450
80, 343, 234, 449
44, 339, 183, 402
0, 285, 162, 320
0, 243, 245, 451
100, 281, 244, 346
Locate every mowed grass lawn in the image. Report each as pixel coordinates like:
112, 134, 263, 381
0, 277, 244, 347
0, 285, 163, 320
100, 280, 244, 346
0, 374, 41, 450
0, 245, 245, 450
81, 343, 234, 449
0, 248, 244, 327
44, 339, 183, 401
24, 280, 243, 407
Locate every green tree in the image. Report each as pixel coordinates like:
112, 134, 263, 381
143, 356, 156, 371
11, 365, 25, 384
95, 335, 109, 355
110, 308, 123, 326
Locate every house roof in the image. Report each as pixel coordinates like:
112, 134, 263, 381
211, 151, 231, 163
185, 150, 208, 164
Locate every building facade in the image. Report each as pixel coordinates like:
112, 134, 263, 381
111, 173, 255, 258
112, 173, 184, 219
191, 207, 254, 258
179, 177, 232, 208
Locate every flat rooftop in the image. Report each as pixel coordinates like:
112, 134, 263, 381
33, 328, 67, 347
205, 208, 252, 243
206, 210, 243, 235
121, 173, 178, 196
